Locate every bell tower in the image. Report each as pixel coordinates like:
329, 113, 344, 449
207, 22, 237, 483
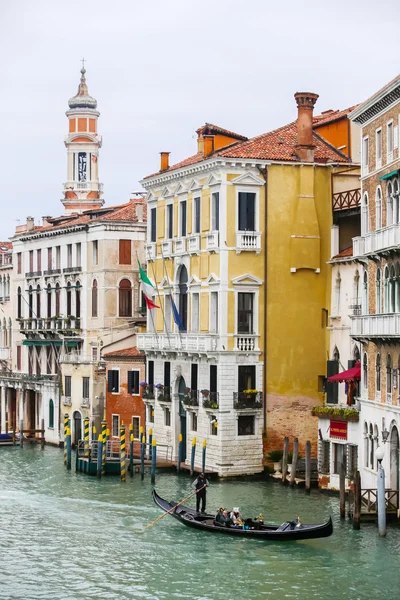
62, 63, 104, 213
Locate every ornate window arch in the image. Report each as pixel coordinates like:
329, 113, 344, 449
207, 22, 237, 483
361, 192, 369, 235
376, 268, 382, 314
36, 284, 41, 318
362, 270, 368, 314
119, 278, 132, 317
375, 186, 382, 229
384, 266, 390, 313
364, 422, 369, 468
393, 179, 399, 224
387, 181, 393, 226
376, 353, 381, 397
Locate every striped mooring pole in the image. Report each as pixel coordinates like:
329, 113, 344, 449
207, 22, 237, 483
92, 424, 97, 442
120, 423, 126, 482
148, 428, 153, 460
84, 417, 90, 457
97, 434, 103, 479
190, 437, 196, 476
64, 413, 69, 466
101, 419, 107, 476
129, 427, 134, 478
151, 438, 157, 484
141, 434, 145, 480
177, 433, 182, 474
202, 439, 206, 473
66, 426, 72, 470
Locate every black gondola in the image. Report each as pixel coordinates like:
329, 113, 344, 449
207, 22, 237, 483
152, 490, 333, 541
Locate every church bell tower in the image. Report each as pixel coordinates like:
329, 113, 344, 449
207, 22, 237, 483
62, 64, 104, 213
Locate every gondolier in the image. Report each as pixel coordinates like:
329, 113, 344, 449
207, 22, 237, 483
191, 472, 209, 513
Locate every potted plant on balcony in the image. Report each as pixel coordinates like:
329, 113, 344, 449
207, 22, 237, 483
266, 449, 283, 474
141, 382, 155, 399
202, 390, 218, 410
156, 383, 170, 402
243, 388, 258, 400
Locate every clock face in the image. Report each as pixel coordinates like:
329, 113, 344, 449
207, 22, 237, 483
78, 152, 87, 182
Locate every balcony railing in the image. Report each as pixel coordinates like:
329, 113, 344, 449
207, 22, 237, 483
26, 271, 42, 278
0, 296, 10, 303
365, 223, 400, 255
64, 181, 103, 193
332, 188, 361, 211
142, 384, 155, 400
137, 333, 218, 353
59, 353, 97, 364
44, 268, 61, 276
235, 334, 259, 351
0, 348, 11, 360
352, 236, 365, 257
233, 391, 263, 410
19, 317, 82, 332
156, 386, 171, 402
181, 390, 199, 407
161, 239, 173, 258
206, 231, 219, 251
174, 238, 187, 255
348, 299, 362, 316
188, 234, 201, 254
146, 243, 156, 260
202, 392, 219, 410
63, 266, 82, 274
236, 231, 261, 253
351, 314, 400, 338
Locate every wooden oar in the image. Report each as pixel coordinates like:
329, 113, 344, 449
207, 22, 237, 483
145, 485, 206, 529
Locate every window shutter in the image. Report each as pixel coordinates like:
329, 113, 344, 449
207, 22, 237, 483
119, 239, 131, 265
326, 360, 339, 404
108, 370, 114, 392
128, 371, 134, 395
158, 205, 165, 240
348, 360, 356, 369
318, 440, 330, 474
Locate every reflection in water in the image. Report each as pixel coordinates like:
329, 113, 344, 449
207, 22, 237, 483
0, 446, 399, 600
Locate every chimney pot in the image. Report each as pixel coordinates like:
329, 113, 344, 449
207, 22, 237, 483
26, 216, 35, 232
136, 204, 144, 222
160, 152, 170, 172
203, 135, 214, 157
294, 92, 319, 162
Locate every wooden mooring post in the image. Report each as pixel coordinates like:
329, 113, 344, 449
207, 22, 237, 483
353, 470, 361, 530
129, 427, 134, 478
339, 460, 346, 518
20, 419, 24, 448
140, 434, 145, 480
177, 434, 182, 473
41, 418, 45, 449
97, 434, 103, 479
289, 437, 298, 487
281, 436, 289, 484
66, 427, 72, 470
305, 441, 311, 493
190, 437, 196, 476
151, 439, 157, 484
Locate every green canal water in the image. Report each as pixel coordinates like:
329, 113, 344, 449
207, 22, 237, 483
1, 447, 400, 600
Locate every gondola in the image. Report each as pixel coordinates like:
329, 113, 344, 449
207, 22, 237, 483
152, 490, 333, 541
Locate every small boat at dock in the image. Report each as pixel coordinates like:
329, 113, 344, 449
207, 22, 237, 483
152, 490, 333, 541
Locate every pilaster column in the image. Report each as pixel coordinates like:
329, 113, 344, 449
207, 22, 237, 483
1, 386, 6, 433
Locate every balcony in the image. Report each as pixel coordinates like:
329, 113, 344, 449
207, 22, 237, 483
202, 392, 219, 411
174, 238, 187, 255
206, 231, 219, 251
137, 333, 218, 353
0, 348, 11, 360
147, 243, 156, 260
142, 384, 155, 400
59, 353, 98, 364
348, 299, 362, 316
64, 181, 103, 193
233, 391, 263, 410
26, 271, 42, 278
19, 317, 82, 333
80, 398, 90, 409
188, 234, 201, 254
235, 334, 259, 351
161, 239, 173, 258
44, 268, 61, 276
63, 266, 82, 274
181, 390, 199, 408
353, 223, 400, 258
351, 314, 400, 339
0, 296, 10, 303
236, 231, 261, 254
332, 188, 361, 211
62, 396, 72, 407
352, 236, 365, 256
156, 385, 172, 403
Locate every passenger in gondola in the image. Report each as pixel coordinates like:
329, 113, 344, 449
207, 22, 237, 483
230, 507, 243, 526
215, 508, 232, 527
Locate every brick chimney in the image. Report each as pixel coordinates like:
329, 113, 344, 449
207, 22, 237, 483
26, 216, 35, 232
294, 92, 319, 162
203, 135, 214, 157
160, 152, 170, 171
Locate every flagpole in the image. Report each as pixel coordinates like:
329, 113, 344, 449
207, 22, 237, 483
141, 250, 172, 350
159, 244, 184, 348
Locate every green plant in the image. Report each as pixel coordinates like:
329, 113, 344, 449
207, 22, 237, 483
266, 449, 283, 462
287, 452, 302, 463
312, 405, 359, 418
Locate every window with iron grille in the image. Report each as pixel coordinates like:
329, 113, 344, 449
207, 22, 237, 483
318, 440, 330, 474
165, 407, 171, 427
82, 377, 90, 399
65, 375, 72, 397
132, 416, 140, 439
346, 444, 358, 479
238, 415, 255, 436
128, 370, 140, 395
112, 414, 120, 437
148, 405, 154, 423
191, 412, 198, 432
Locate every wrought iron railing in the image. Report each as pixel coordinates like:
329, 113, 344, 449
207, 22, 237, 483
182, 390, 199, 407
233, 391, 263, 409
202, 392, 219, 410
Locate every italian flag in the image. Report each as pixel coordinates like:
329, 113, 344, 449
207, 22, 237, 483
139, 261, 159, 310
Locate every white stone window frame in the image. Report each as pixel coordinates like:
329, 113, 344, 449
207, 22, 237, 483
375, 185, 382, 230
192, 194, 201, 234
178, 195, 188, 239
387, 119, 394, 164
109, 367, 120, 395
129, 368, 141, 396
209, 186, 221, 233
188, 278, 201, 333
235, 185, 260, 234
165, 200, 174, 240
232, 275, 262, 339
235, 412, 259, 439
131, 415, 141, 440
362, 135, 369, 175
375, 128, 382, 170
361, 191, 369, 236
111, 413, 120, 438
147, 199, 157, 244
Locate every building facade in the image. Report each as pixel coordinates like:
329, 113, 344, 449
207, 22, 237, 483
138, 94, 355, 476
350, 75, 400, 492
0, 243, 14, 433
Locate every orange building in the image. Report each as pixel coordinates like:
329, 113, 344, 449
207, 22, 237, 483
104, 347, 146, 442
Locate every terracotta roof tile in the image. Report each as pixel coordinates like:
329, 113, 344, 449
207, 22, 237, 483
332, 246, 353, 259
103, 346, 144, 359
0, 242, 12, 252
196, 123, 248, 141
313, 105, 360, 127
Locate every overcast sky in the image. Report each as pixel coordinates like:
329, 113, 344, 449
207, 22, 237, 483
0, 0, 399, 240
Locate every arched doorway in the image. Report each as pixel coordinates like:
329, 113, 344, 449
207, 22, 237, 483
389, 425, 399, 497
73, 411, 82, 446
178, 376, 187, 462
178, 266, 188, 331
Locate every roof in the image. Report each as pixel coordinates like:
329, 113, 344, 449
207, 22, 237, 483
103, 347, 145, 359
144, 117, 350, 179
0, 242, 12, 252
349, 74, 400, 123
13, 197, 146, 239
196, 123, 248, 141
332, 246, 353, 259
313, 105, 360, 127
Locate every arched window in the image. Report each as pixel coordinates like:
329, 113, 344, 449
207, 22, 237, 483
396, 263, 400, 313
17, 286, 22, 319
376, 268, 381, 314
363, 352, 368, 391
376, 353, 381, 396
47, 284, 52, 318
353, 270, 360, 306
361, 192, 369, 235
49, 399, 54, 429
55, 283, 60, 315
334, 273, 341, 316
6, 275, 10, 298
390, 266, 396, 312
2, 318, 6, 347
364, 422, 369, 468
28, 285, 33, 318
76, 281, 81, 319
384, 266, 390, 313
362, 270, 368, 314
369, 423, 374, 469
386, 354, 392, 404
66, 282, 72, 316
387, 182, 393, 226
119, 279, 132, 317
333, 346, 340, 362
36, 285, 41, 318
178, 265, 188, 331
393, 179, 399, 224
375, 186, 382, 230
92, 280, 98, 318
353, 345, 360, 363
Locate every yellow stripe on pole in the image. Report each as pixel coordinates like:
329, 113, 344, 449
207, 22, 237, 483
203, 439, 207, 448
152, 438, 156, 447
192, 437, 196, 446
179, 434, 182, 442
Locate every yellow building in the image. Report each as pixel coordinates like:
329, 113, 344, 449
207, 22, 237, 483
138, 93, 354, 476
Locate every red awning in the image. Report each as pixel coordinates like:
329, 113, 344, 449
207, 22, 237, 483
328, 362, 361, 383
